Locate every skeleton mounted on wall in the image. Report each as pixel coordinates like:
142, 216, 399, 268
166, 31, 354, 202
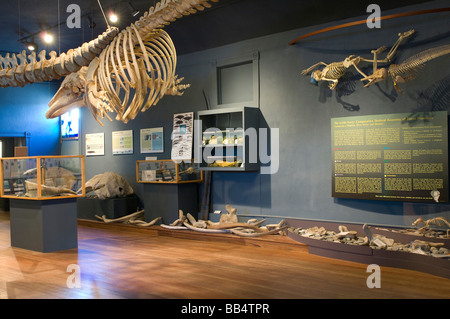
301, 30, 415, 90
0, 0, 219, 124
360, 43, 450, 93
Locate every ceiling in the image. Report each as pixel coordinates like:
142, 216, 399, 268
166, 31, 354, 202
0, 0, 435, 57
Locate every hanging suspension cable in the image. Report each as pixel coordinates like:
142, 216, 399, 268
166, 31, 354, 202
58, 0, 61, 54
18, 0, 20, 43
97, 0, 111, 29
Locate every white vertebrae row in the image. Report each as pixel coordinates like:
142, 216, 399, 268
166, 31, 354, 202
0, 28, 119, 88
96, 27, 187, 124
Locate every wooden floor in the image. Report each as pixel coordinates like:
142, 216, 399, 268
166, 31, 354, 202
0, 211, 449, 300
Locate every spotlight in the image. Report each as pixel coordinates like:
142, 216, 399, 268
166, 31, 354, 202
43, 32, 54, 44
109, 11, 118, 23
128, 2, 140, 17
25, 38, 38, 52
27, 42, 37, 51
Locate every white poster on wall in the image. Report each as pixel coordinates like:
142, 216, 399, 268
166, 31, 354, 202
112, 130, 134, 155
171, 112, 194, 161
85, 133, 105, 156
140, 127, 164, 153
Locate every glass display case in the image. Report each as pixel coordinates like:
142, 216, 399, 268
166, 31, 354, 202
197, 106, 260, 171
0, 155, 85, 200
136, 159, 203, 183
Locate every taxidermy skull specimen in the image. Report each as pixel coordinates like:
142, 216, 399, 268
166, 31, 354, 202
80, 171, 134, 200
46, 0, 219, 125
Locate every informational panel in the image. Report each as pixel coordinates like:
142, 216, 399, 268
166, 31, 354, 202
85, 133, 104, 156
140, 127, 164, 153
171, 112, 193, 161
112, 130, 134, 155
331, 112, 448, 202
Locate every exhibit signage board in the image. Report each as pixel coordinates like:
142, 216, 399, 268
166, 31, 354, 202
85, 133, 104, 156
140, 127, 164, 153
331, 111, 448, 202
171, 112, 194, 161
112, 130, 134, 155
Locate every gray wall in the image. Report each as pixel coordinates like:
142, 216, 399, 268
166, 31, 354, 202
63, 0, 450, 227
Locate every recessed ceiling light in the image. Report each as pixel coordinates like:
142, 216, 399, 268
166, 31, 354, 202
24, 37, 38, 51
27, 43, 37, 51
128, 2, 140, 17
109, 13, 118, 23
43, 33, 54, 44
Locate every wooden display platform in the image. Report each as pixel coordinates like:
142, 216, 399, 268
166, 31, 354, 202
286, 219, 450, 279
77, 218, 301, 250
78, 218, 450, 279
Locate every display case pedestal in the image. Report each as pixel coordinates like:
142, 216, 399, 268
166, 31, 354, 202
143, 183, 198, 224
9, 198, 78, 252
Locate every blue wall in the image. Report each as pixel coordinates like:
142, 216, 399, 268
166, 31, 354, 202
0, 82, 60, 156
63, 0, 450, 227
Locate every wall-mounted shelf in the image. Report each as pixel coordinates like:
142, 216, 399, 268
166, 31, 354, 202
197, 106, 260, 171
